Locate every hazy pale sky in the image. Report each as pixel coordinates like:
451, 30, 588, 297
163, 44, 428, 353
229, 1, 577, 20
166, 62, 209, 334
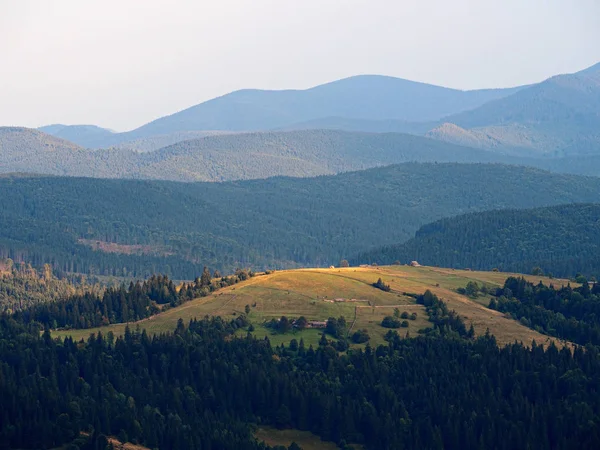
2, 0, 599, 131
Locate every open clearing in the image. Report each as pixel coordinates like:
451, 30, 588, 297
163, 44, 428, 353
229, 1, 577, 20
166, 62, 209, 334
54, 266, 572, 348
255, 427, 360, 450
51, 434, 150, 450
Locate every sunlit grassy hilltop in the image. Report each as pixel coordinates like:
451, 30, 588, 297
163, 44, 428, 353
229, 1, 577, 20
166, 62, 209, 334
54, 265, 572, 348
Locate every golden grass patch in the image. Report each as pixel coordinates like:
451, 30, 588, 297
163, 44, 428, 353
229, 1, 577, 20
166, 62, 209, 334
53, 266, 572, 348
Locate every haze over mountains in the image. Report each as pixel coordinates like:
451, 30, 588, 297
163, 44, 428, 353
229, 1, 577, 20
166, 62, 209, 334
1, 62, 598, 181
432, 63, 600, 155
38, 75, 524, 148
32, 64, 596, 149
37, 124, 234, 153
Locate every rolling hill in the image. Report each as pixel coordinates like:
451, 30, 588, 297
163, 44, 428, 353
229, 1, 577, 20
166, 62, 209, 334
53, 265, 571, 349
13, 263, 596, 450
5, 126, 600, 180
355, 203, 600, 278
0, 127, 517, 181
0, 127, 138, 178
38, 124, 115, 147
425, 122, 537, 156
1, 163, 600, 279
279, 116, 432, 134
131, 129, 516, 181
128, 75, 522, 136
112, 130, 236, 152
535, 154, 600, 177
37, 125, 235, 152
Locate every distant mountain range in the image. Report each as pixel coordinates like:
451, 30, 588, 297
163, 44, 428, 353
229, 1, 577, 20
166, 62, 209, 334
123, 75, 523, 137
433, 63, 600, 155
1, 163, 599, 277
0, 62, 594, 180
353, 203, 600, 278
283, 64, 600, 157
38, 74, 524, 149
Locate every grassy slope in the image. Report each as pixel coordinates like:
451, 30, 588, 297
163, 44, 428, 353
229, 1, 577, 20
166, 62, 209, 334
54, 266, 572, 348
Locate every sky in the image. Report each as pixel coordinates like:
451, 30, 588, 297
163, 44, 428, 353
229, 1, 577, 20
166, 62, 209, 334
1, 0, 599, 132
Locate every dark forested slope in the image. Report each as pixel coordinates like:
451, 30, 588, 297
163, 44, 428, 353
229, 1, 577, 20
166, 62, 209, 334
491, 276, 600, 346
2, 310, 600, 449
1, 164, 600, 278
355, 203, 600, 278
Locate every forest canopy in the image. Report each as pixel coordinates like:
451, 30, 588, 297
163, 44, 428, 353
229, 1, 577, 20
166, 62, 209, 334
1, 164, 599, 279
355, 203, 600, 278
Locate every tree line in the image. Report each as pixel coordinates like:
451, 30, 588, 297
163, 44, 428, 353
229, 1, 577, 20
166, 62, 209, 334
13, 268, 253, 329
489, 276, 600, 346
355, 203, 600, 279
0, 259, 107, 312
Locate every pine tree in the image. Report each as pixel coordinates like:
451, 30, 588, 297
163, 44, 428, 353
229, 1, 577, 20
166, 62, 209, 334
200, 266, 212, 287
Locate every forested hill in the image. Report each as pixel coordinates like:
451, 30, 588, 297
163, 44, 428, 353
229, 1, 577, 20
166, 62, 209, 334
134, 129, 510, 181
354, 203, 600, 278
1, 164, 600, 279
0, 127, 516, 181
5, 126, 600, 180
